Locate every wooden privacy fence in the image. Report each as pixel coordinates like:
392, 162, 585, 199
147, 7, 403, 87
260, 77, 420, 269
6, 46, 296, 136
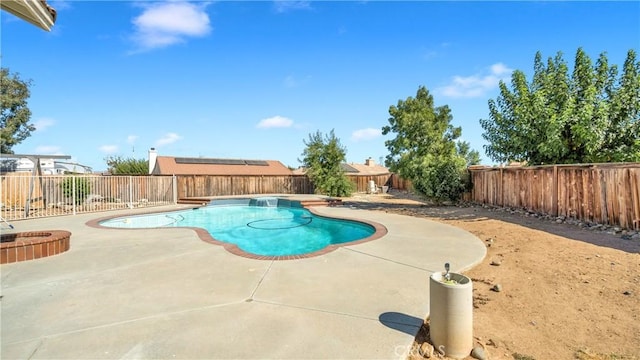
388, 173, 412, 191
176, 173, 405, 199
468, 163, 640, 230
346, 174, 395, 193
176, 175, 313, 198
1, 172, 412, 221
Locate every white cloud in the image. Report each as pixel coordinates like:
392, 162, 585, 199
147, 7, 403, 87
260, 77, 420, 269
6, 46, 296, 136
283, 74, 311, 88
131, 2, 211, 52
491, 63, 512, 76
155, 132, 183, 146
127, 135, 139, 144
99, 145, 119, 154
284, 75, 297, 88
49, 1, 71, 11
32, 118, 55, 131
438, 62, 513, 98
422, 42, 450, 60
351, 128, 381, 142
273, 1, 312, 13
257, 115, 294, 129
34, 145, 63, 154
423, 50, 438, 60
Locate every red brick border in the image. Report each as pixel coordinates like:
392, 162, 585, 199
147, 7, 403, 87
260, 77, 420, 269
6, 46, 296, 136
87, 205, 388, 261
1, 231, 71, 264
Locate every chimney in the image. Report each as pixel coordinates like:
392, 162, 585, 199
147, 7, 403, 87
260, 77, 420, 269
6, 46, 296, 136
148, 148, 157, 174
365, 157, 375, 167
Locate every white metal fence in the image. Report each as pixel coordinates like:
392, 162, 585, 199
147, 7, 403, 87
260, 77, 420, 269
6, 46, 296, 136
0, 174, 177, 221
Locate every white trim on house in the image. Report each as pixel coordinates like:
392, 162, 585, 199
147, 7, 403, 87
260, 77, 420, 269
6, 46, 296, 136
1, 0, 56, 31
0, 154, 92, 174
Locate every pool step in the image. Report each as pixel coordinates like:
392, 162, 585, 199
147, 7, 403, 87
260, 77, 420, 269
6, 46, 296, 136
177, 198, 210, 205
299, 198, 343, 207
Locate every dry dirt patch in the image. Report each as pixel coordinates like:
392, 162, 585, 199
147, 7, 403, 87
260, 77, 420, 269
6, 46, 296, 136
344, 191, 640, 360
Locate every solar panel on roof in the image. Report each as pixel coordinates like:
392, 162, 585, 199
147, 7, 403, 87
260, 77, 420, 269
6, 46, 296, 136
245, 160, 269, 166
175, 158, 244, 165
174, 158, 269, 166
214, 159, 246, 165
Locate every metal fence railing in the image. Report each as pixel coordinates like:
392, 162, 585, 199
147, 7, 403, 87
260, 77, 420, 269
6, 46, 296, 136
1, 174, 176, 221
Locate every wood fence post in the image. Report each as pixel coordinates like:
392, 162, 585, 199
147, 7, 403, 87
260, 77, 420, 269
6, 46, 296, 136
499, 167, 503, 207
172, 175, 177, 204
552, 165, 558, 217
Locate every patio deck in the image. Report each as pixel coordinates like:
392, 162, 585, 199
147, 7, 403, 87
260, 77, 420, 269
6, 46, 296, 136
0, 202, 486, 359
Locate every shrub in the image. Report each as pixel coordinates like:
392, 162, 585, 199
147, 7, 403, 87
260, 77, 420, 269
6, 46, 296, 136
60, 176, 91, 205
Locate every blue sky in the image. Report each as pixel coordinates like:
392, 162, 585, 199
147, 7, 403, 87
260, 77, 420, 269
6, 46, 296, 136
2, 1, 639, 171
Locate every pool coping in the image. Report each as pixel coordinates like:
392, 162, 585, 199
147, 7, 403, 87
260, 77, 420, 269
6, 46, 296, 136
85, 203, 388, 261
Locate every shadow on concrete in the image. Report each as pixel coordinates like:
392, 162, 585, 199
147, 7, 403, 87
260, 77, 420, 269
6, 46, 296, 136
378, 311, 423, 336
343, 198, 640, 254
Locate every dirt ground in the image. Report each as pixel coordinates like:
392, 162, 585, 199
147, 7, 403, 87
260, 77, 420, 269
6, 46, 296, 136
344, 190, 640, 360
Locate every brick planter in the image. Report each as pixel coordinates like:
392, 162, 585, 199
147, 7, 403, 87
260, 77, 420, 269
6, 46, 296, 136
1, 231, 71, 264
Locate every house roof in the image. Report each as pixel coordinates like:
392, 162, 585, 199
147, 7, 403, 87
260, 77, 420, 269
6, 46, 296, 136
292, 162, 390, 176
1, 0, 57, 31
152, 156, 293, 176
341, 163, 359, 173
346, 162, 390, 175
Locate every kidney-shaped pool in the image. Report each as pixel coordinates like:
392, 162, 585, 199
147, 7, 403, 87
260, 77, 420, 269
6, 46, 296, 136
98, 197, 386, 258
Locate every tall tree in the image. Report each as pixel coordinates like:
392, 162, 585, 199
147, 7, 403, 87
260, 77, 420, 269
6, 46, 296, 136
105, 156, 149, 174
481, 48, 640, 165
299, 130, 354, 197
382, 86, 479, 202
601, 50, 640, 162
1, 68, 34, 154
457, 140, 482, 167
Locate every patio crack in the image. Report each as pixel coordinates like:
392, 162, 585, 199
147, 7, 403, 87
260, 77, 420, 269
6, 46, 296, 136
247, 259, 274, 301
27, 339, 43, 360
342, 247, 432, 272
251, 299, 380, 322
2, 301, 244, 346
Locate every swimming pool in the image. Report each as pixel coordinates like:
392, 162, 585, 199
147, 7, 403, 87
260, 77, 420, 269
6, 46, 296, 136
99, 199, 382, 257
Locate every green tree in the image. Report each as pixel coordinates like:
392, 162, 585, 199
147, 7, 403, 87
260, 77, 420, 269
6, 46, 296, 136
1, 68, 34, 154
105, 156, 149, 174
382, 86, 478, 202
299, 130, 354, 197
481, 48, 640, 165
457, 140, 481, 167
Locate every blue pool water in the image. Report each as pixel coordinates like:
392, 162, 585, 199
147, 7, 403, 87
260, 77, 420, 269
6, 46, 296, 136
100, 204, 375, 256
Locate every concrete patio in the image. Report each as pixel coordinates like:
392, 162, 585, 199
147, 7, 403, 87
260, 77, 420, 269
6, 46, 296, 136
1, 203, 486, 359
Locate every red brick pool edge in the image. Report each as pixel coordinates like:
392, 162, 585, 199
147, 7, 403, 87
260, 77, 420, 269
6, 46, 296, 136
1, 230, 71, 264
